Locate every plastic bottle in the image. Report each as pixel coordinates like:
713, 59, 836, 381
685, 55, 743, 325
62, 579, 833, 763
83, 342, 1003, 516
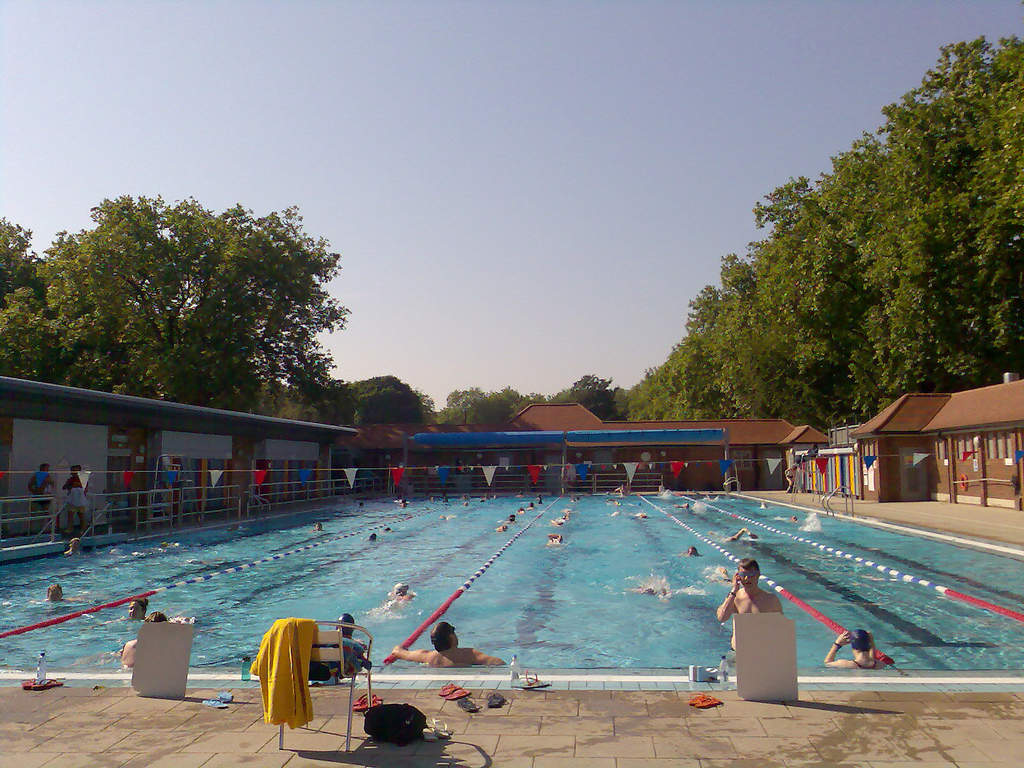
35, 652, 47, 685
509, 654, 520, 683
241, 655, 251, 682
719, 655, 729, 684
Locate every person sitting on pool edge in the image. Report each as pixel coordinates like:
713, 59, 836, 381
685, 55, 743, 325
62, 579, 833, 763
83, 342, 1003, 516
824, 629, 881, 669
389, 621, 504, 667
309, 612, 372, 684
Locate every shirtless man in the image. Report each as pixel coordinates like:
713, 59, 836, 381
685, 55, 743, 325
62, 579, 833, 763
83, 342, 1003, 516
725, 527, 758, 542
389, 621, 504, 667
715, 558, 782, 649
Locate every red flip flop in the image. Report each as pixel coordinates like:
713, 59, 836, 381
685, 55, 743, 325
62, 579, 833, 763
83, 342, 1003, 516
439, 684, 470, 701
22, 680, 63, 691
352, 693, 382, 712
689, 694, 723, 709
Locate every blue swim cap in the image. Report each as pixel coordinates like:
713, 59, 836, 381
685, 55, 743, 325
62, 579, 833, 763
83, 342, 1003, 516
850, 629, 871, 651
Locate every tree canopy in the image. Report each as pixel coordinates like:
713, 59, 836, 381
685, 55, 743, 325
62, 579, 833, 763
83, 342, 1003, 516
350, 375, 434, 424
629, 37, 1024, 426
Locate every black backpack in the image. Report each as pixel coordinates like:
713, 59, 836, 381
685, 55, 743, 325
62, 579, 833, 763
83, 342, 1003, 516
362, 703, 426, 746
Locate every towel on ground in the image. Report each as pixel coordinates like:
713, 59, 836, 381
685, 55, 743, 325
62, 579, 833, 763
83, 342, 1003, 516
250, 617, 316, 729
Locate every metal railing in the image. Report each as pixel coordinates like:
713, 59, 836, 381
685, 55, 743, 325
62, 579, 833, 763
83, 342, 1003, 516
822, 485, 854, 517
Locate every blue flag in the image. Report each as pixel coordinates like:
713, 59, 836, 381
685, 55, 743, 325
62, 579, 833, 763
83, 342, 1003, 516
863, 455, 876, 469
1015, 449, 1024, 463
438, 466, 450, 485
575, 463, 589, 481
166, 470, 179, 484
298, 468, 313, 483
718, 459, 734, 474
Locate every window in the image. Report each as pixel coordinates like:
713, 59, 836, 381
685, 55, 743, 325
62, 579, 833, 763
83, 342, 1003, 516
936, 440, 946, 460
987, 433, 997, 459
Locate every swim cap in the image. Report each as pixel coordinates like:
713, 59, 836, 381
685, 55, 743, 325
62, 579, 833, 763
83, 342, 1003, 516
850, 629, 871, 651
393, 582, 409, 594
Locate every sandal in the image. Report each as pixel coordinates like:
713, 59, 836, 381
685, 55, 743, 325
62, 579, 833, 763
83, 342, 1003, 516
514, 673, 550, 690
353, 693, 382, 712
689, 694, 723, 709
430, 718, 452, 738
439, 684, 471, 701
457, 697, 480, 713
486, 692, 507, 708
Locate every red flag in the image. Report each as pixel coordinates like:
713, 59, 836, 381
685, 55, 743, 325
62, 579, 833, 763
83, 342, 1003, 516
527, 464, 542, 484
670, 461, 685, 478
391, 467, 405, 486
253, 469, 268, 485
961, 450, 975, 461
122, 471, 135, 487
0, 470, 5, 481
814, 457, 829, 475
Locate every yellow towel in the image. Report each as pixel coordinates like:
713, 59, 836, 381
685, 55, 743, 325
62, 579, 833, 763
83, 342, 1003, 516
250, 617, 316, 728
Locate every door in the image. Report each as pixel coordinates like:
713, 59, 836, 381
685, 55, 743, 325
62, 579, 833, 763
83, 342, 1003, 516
899, 448, 928, 501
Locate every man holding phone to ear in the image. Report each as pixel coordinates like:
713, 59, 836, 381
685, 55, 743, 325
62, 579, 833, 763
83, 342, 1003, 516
715, 558, 782, 649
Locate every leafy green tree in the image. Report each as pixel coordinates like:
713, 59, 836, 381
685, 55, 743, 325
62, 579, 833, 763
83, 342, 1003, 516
0, 219, 54, 379
351, 375, 431, 424
551, 375, 624, 420
436, 386, 538, 424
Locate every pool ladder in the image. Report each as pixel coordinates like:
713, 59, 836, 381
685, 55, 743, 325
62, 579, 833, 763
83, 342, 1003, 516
822, 486, 853, 516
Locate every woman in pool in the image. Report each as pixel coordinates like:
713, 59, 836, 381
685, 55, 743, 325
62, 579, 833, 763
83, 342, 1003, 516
47, 584, 63, 601
825, 629, 881, 669
547, 533, 563, 546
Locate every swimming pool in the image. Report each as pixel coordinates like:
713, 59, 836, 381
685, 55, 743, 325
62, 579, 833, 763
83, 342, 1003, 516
3, 493, 1023, 673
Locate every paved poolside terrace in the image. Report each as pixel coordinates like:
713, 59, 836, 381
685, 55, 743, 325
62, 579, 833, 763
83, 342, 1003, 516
5, 493, 1024, 766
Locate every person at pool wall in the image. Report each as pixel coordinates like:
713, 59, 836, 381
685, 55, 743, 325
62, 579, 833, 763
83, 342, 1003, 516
715, 558, 782, 649
309, 612, 372, 684
120, 612, 169, 668
389, 621, 504, 667
824, 629, 881, 669
128, 597, 149, 619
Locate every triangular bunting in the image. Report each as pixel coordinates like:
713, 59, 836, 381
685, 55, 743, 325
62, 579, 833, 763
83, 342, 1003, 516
912, 452, 929, 467
527, 464, 542, 484
298, 468, 313, 483
167, 469, 179, 484
670, 460, 685, 478
77, 470, 92, 488
622, 462, 638, 482
253, 469, 267, 485
344, 467, 358, 488
814, 457, 829, 475
0, 470, 5, 481
863, 455, 876, 469
718, 459, 734, 474
122, 470, 135, 487
482, 466, 497, 486
575, 463, 589, 481
961, 450, 975, 461
209, 469, 223, 487
765, 458, 782, 475
438, 466, 450, 485
391, 467, 405, 486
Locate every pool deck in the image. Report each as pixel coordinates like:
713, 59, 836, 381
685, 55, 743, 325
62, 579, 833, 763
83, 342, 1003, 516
740, 491, 1024, 551
4, 683, 1024, 767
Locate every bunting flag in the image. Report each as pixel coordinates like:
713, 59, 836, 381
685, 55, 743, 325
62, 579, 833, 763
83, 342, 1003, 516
344, 467, 358, 488
622, 462, 639, 482
166, 469, 179, 484
1016, 449, 1024, 463
253, 469, 267, 485
719, 459, 734, 474
765, 458, 782, 475
575, 463, 589, 481
814, 457, 829, 475
0, 470, 5, 481
482, 466, 497, 486
438, 466, 450, 485
34, 470, 49, 487
298, 468, 313, 483
670, 460, 685, 478
122, 470, 135, 487
209, 469, 223, 487
527, 464, 542, 484
912, 452, 929, 467
390, 467, 405, 486
77, 470, 92, 488
863, 455, 876, 469
961, 450, 975, 461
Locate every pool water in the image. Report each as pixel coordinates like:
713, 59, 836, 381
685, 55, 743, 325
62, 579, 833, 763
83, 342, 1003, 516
2, 494, 1023, 672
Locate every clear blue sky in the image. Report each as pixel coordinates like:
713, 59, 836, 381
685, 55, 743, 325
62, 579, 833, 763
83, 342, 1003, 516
2, 1, 1021, 407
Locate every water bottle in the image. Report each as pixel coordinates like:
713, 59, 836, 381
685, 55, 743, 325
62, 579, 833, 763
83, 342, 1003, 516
509, 654, 520, 683
719, 655, 729, 684
241, 655, 251, 682
35, 652, 47, 685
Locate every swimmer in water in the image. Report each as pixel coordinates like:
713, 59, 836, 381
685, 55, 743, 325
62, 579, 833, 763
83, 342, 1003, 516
712, 566, 731, 583
527, 502, 534, 510
313, 522, 323, 532
496, 523, 509, 532
64, 537, 82, 556
47, 583, 63, 602
790, 516, 798, 523
725, 527, 758, 542
517, 507, 525, 515
683, 546, 700, 557
633, 512, 648, 520
389, 582, 415, 603
128, 597, 150, 620
508, 514, 517, 522
550, 518, 564, 527
629, 575, 673, 601
547, 533, 563, 546
368, 533, 377, 542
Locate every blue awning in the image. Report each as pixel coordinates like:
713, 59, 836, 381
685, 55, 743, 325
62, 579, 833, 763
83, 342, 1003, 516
565, 429, 724, 445
411, 431, 564, 448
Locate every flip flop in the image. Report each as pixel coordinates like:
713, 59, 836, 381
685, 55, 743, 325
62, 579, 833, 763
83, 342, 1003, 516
514, 674, 550, 690
456, 697, 480, 713
352, 693, 382, 713
486, 692, 507, 708
430, 718, 452, 738
21, 679, 63, 691
688, 694, 723, 709
439, 684, 471, 701
202, 699, 229, 709
216, 691, 233, 703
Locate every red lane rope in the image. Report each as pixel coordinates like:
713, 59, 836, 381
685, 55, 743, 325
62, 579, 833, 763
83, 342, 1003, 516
384, 497, 561, 664
0, 592, 158, 640
944, 588, 1024, 623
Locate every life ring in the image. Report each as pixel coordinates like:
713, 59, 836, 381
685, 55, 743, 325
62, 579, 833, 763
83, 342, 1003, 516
959, 474, 969, 492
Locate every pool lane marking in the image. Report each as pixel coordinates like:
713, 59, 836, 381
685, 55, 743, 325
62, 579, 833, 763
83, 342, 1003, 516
638, 495, 894, 663
384, 497, 563, 665
0, 510, 436, 640
691, 496, 1024, 626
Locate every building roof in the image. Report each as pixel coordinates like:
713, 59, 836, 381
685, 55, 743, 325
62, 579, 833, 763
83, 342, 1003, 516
339, 423, 516, 450
602, 419, 811, 446
923, 378, 1024, 431
779, 425, 829, 445
0, 376, 354, 442
507, 403, 604, 430
852, 394, 950, 437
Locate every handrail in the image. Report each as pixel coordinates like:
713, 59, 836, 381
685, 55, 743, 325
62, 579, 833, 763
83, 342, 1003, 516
723, 475, 740, 491
822, 485, 853, 517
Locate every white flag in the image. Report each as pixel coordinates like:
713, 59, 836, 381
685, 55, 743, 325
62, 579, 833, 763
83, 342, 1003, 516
344, 467, 359, 488
77, 470, 92, 489
482, 466, 497, 486
766, 458, 782, 475
209, 469, 224, 487
912, 452, 930, 467
622, 462, 638, 482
